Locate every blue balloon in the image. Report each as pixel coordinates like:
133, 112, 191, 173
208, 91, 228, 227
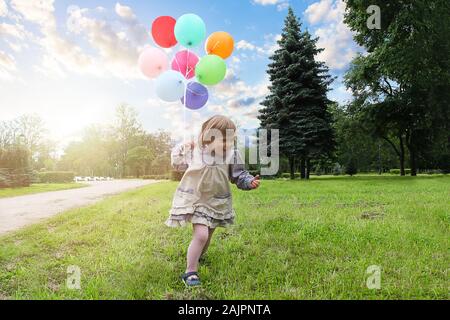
181, 82, 209, 110
155, 70, 186, 102
174, 14, 206, 48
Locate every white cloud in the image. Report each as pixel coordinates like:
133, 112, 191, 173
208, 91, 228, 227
0, 50, 16, 70
115, 2, 135, 20
4, 40, 20, 52
254, 0, 279, 4
10, 0, 56, 29
0, 49, 17, 81
6, 0, 95, 78
33, 54, 66, 79
236, 34, 281, 58
263, 33, 282, 55
304, 0, 358, 70
0, 22, 28, 39
3, 1, 149, 80
252, 0, 289, 11
236, 40, 263, 52
304, 0, 333, 24
253, 0, 282, 5
39, 27, 97, 76
212, 68, 269, 124
0, 0, 7, 17
276, 2, 289, 11
66, 4, 149, 78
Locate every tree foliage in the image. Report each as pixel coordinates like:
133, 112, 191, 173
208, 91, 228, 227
259, 7, 336, 179
344, 0, 450, 175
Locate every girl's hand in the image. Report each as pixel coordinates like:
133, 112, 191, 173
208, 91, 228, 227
184, 141, 195, 151
250, 175, 260, 189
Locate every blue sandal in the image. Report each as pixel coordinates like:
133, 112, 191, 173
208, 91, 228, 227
181, 271, 201, 287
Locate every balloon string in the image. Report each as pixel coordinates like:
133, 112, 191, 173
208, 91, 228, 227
185, 50, 193, 78
211, 40, 221, 53
185, 50, 191, 79
174, 54, 182, 76
186, 87, 207, 96
174, 54, 195, 79
183, 99, 186, 145
183, 49, 189, 147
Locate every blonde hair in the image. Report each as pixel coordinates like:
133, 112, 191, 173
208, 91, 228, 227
198, 115, 236, 148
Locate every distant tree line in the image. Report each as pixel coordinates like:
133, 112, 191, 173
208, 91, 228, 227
0, 115, 56, 187
58, 105, 172, 178
0, 105, 173, 187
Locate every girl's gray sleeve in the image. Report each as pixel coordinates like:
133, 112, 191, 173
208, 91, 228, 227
229, 150, 255, 190
171, 143, 192, 171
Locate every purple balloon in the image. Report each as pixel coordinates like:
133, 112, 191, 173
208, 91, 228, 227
181, 82, 208, 110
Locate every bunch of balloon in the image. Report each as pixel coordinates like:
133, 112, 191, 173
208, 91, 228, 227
138, 14, 234, 110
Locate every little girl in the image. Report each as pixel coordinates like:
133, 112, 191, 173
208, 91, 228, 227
165, 115, 260, 287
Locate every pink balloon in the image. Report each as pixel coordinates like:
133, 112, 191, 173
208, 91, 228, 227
171, 50, 199, 79
138, 47, 169, 79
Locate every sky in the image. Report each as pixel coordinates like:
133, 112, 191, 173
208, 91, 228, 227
0, 0, 360, 147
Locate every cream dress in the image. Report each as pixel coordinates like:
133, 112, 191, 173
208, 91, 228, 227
165, 143, 255, 229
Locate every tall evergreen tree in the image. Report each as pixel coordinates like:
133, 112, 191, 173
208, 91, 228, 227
259, 7, 335, 179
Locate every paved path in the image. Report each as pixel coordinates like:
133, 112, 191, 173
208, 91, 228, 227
0, 180, 161, 235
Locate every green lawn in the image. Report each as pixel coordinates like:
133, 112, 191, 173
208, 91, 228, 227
0, 183, 86, 198
0, 175, 448, 300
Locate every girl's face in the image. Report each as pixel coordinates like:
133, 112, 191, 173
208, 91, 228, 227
206, 131, 236, 157
223, 133, 236, 151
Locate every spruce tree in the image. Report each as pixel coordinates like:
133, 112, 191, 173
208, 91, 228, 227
345, 157, 358, 176
259, 7, 335, 179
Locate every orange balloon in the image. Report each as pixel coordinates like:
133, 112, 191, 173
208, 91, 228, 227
205, 31, 234, 59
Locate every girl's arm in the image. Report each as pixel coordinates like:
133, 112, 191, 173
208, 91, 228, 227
171, 142, 193, 171
229, 150, 259, 190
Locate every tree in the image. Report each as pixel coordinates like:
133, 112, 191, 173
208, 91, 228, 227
111, 105, 144, 178
15, 114, 47, 162
0, 142, 31, 188
58, 105, 173, 178
59, 126, 113, 177
126, 146, 154, 177
345, 156, 358, 176
259, 7, 335, 179
0, 115, 56, 171
344, 0, 450, 175
330, 102, 398, 173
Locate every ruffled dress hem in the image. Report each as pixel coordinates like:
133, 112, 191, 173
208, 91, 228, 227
165, 205, 235, 229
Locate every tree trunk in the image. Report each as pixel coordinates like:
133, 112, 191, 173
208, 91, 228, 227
300, 158, 306, 179
406, 131, 417, 176
399, 135, 405, 176
410, 148, 417, 176
305, 158, 311, 180
377, 142, 382, 175
383, 135, 405, 176
289, 157, 295, 180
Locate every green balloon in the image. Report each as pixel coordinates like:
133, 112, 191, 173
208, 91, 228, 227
195, 55, 226, 86
174, 14, 206, 48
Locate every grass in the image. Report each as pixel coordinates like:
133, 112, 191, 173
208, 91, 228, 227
0, 183, 87, 198
0, 175, 448, 300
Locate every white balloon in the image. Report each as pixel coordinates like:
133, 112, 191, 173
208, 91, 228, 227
155, 70, 186, 102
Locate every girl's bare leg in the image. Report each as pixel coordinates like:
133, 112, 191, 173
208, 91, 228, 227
186, 224, 209, 273
202, 228, 215, 256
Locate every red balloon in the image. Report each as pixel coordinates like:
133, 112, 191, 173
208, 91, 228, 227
151, 16, 177, 48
